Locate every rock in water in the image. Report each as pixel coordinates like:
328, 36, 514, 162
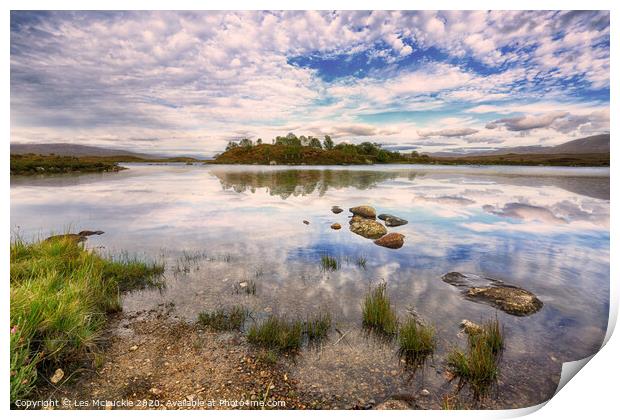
378, 214, 408, 227
460, 319, 483, 336
331, 223, 342, 230
78, 230, 105, 236
349, 205, 377, 219
349, 215, 387, 239
374, 233, 405, 249
44, 230, 104, 243
331, 206, 344, 214
466, 286, 543, 316
303, 220, 310, 225
441, 272, 543, 316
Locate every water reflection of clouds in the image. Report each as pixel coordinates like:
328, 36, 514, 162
10, 165, 609, 381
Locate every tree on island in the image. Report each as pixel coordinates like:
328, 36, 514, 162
323, 135, 334, 150
309, 137, 323, 149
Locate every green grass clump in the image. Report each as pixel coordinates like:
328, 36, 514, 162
320, 254, 340, 271
480, 318, 504, 354
102, 253, 164, 291
398, 317, 436, 365
305, 311, 332, 341
247, 316, 303, 352
197, 306, 248, 331
362, 283, 398, 336
446, 318, 504, 399
10, 237, 164, 404
356, 256, 367, 270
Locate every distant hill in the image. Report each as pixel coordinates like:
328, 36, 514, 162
10, 143, 160, 159
433, 134, 610, 157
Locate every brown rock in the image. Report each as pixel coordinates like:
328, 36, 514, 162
349, 205, 377, 219
374, 233, 404, 249
331, 206, 343, 214
303, 220, 310, 225
466, 286, 543, 316
349, 215, 387, 239
441, 272, 543, 316
331, 223, 341, 230
460, 319, 483, 336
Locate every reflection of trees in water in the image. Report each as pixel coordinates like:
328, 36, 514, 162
212, 169, 402, 199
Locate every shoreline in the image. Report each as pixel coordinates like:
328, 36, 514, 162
31, 306, 515, 410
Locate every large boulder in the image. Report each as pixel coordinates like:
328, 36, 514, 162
374, 233, 405, 249
349, 215, 387, 239
349, 205, 377, 219
441, 272, 543, 316
378, 214, 408, 227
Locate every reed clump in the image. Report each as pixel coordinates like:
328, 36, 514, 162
446, 317, 504, 399
362, 282, 398, 336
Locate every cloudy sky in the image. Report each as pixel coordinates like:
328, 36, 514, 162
10, 10, 610, 157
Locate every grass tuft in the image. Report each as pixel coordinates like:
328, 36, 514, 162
446, 317, 504, 399
247, 316, 303, 352
398, 317, 436, 365
234, 280, 257, 295
355, 256, 367, 270
197, 306, 248, 331
10, 237, 164, 404
320, 254, 340, 271
305, 311, 332, 342
362, 282, 398, 336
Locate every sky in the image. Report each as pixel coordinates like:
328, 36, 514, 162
10, 10, 610, 157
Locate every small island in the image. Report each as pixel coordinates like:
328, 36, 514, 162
10, 153, 200, 176
212, 133, 610, 167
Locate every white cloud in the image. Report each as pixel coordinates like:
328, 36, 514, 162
418, 128, 479, 138
10, 11, 609, 155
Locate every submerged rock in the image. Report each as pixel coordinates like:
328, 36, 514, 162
374, 233, 405, 249
349, 215, 387, 239
466, 286, 543, 316
331, 206, 344, 214
44, 230, 104, 243
349, 205, 377, 219
441, 272, 543, 316
378, 214, 408, 227
331, 223, 342, 230
303, 220, 310, 225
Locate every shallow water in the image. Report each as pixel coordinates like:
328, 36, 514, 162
10, 164, 610, 408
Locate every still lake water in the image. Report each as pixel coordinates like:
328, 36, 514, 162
10, 164, 610, 408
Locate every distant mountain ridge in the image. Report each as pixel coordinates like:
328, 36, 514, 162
433, 134, 609, 156
11, 133, 610, 160
10, 143, 160, 158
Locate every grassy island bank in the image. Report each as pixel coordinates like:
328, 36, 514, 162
10, 237, 164, 404
10, 154, 201, 175
212, 133, 610, 167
